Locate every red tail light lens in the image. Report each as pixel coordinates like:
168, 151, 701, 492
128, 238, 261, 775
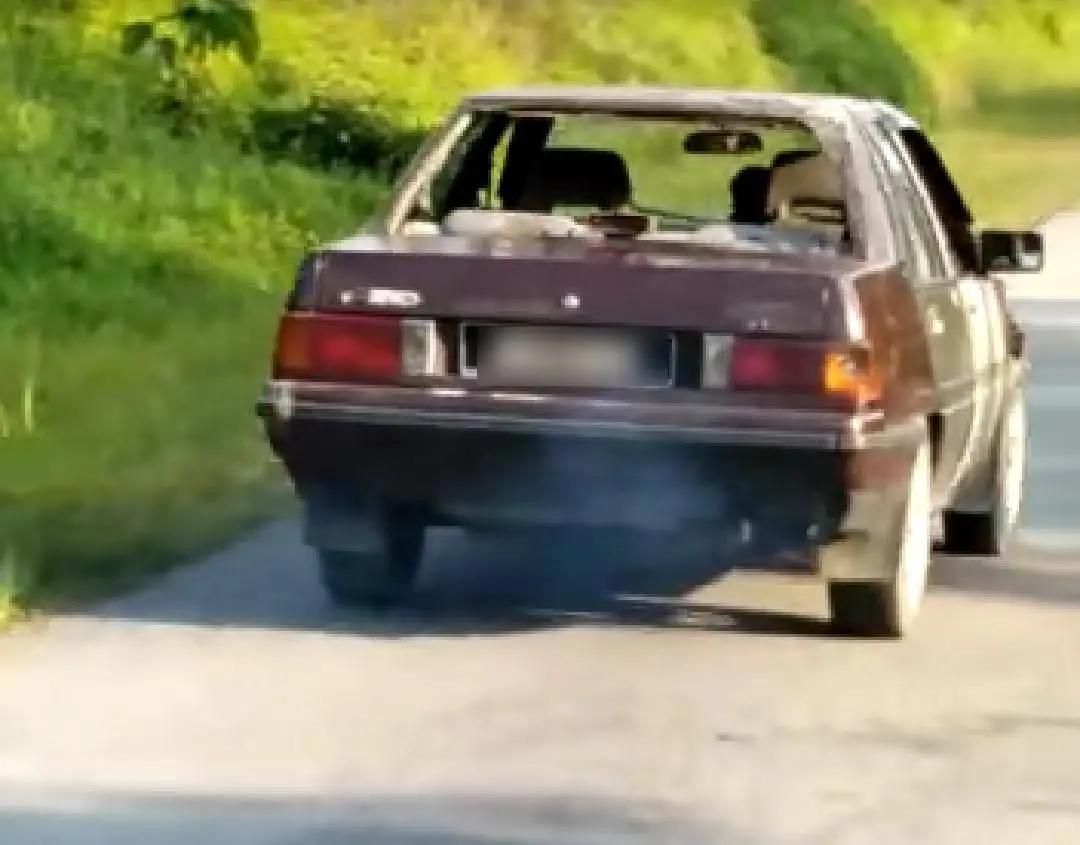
273, 311, 402, 383
729, 338, 824, 392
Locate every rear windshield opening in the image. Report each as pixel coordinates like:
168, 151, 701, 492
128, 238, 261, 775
398, 107, 853, 257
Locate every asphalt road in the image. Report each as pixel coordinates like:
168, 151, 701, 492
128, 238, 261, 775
3, 220, 1080, 844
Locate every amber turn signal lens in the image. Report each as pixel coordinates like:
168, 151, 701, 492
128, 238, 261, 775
822, 348, 884, 406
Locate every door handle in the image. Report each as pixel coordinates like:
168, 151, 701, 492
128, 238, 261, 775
926, 306, 945, 335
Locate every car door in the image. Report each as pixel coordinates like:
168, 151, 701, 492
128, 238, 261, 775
874, 119, 1007, 492
857, 121, 973, 502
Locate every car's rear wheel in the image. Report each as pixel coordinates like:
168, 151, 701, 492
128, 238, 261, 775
940, 386, 1027, 556
317, 506, 426, 608
828, 436, 932, 639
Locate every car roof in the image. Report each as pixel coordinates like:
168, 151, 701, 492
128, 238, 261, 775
461, 85, 921, 128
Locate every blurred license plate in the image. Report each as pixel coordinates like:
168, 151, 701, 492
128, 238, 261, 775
479, 327, 663, 387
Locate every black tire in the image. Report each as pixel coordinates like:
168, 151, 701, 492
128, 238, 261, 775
828, 582, 904, 638
941, 512, 1002, 557
940, 386, 1027, 557
317, 508, 426, 608
828, 436, 932, 639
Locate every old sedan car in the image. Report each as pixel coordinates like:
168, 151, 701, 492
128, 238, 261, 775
257, 86, 1044, 638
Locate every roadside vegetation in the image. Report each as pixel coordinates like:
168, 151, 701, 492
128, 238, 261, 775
3, 0, 1080, 625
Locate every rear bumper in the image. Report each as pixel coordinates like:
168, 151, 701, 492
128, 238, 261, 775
259, 380, 918, 557
258, 380, 910, 451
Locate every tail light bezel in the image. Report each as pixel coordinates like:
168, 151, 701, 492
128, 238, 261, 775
700, 332, 884, 408
272, 310, 443, 384
400, 318, 443, 377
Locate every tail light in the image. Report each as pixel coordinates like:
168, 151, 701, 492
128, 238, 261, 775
272, 311, 441, 383
702, 334, 883, 407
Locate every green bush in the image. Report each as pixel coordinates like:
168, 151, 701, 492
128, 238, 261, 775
119, 0, 259, 135
748, 0, 938, 121
248, 94, 427, 177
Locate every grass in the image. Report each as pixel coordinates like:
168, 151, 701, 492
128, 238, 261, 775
936, 123, 1080, 227
0, 3, 385, 618
3, 0, 1080, 624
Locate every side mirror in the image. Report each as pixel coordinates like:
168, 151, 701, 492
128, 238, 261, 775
977, 229, 1044, 274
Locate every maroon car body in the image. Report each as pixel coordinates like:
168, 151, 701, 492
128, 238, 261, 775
258, 87, 1043, 637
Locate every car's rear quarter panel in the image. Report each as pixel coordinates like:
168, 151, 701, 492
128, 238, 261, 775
834, 264, 935, 518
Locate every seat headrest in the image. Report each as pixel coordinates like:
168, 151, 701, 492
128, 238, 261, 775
729, 164, 772, 224
517, 147, 632, 212
767, 152, 844, 218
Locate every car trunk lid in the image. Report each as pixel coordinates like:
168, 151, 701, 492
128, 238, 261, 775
310, 235, 855, 337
